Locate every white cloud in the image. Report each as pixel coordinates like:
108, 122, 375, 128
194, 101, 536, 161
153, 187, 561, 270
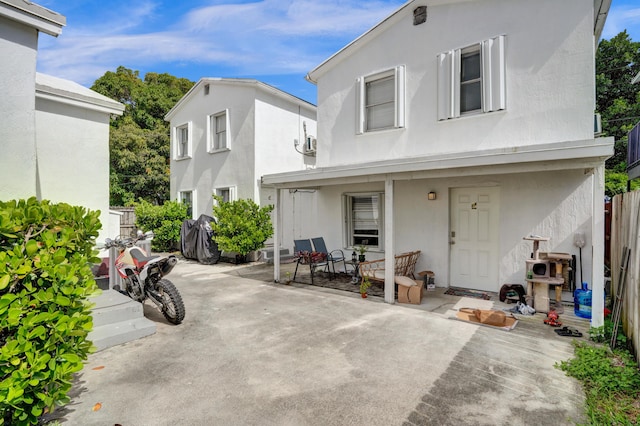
37, 0, 403, 87
601, 5, 640, 40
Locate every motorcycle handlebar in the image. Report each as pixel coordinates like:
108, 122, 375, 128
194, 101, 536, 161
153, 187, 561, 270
104, 231, 153, 249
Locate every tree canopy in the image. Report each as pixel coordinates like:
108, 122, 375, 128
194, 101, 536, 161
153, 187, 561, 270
91, 66, 194, 205
596, 31, 640, 173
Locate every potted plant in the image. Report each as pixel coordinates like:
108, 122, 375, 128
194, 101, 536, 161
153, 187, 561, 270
356, 245, 368, 262
360, 277, 371, 298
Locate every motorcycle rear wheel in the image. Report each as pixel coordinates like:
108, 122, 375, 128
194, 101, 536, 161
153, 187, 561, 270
156, 279, 185, 324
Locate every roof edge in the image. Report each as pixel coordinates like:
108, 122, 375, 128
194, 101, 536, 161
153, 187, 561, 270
0, 0, 65, 36
165, 77, 316, 121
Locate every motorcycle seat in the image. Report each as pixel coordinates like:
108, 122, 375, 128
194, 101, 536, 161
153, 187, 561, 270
130, 249, 160, 264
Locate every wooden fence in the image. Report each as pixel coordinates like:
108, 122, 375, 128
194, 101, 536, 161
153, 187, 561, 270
110, 207, 136, 238
610, 191, 640, 359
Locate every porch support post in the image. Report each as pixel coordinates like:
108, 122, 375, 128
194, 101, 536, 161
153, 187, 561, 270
591, 165, 605, 328
273, 187, 281, 282
384, 177, 395, 304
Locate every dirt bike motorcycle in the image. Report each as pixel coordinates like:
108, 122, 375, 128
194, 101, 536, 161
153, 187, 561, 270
105, 231, 185, 325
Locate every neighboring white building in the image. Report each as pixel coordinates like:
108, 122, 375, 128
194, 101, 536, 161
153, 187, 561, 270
35, 73, 124, 242
263, 0, 613, 326
0, 0, 124, 243
165, 78, 318, 254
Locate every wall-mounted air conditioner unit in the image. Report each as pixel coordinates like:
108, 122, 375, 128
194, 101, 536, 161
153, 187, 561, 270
303, 135, 316, 155
594, 113, 602, 136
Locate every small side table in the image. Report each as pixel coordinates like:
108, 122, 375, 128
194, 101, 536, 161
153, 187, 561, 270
345, 260, 360, 284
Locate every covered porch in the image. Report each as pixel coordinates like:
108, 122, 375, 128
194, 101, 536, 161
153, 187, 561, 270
262, 138, 612, 327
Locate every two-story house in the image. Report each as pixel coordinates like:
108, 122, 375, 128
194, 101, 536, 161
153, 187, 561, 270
263, 0, 612, 327
0, 0, 124, 243
165, 78, 317, 257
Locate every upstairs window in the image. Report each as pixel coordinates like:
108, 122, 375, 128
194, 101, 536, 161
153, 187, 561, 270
437, 35, 506, 120
460, 46, 482, 113
208, 110, 230, 152
174, 123, 192, 160
356, 66, 405, 134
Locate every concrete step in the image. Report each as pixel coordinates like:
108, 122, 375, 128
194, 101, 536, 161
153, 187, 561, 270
260, 247, 295, 264
88, 290, 156, 351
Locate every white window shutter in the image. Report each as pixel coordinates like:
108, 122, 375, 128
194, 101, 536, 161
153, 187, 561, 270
356, 77, 365, 134
437, 51, 460, 120
437, 52, 451, 120
395, 65, 405, 128
482, 35, 506, 113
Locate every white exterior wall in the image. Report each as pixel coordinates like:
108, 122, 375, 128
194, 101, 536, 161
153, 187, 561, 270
35, 97, 113, 243
254, 94, 316, 198
170, 83, 258, 218
169, 80, 319, 254
254, 94, 316, 251
0, 16, 38, 199
314, 0, 595, 167
314, 169, 594, 290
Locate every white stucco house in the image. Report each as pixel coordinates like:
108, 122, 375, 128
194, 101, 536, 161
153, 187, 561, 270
165, 78, 318, 255
263, 0, 613, 326
0, 0, 124, 243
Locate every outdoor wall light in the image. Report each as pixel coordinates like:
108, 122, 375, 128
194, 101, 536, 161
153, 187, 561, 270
428, 191, 437, 200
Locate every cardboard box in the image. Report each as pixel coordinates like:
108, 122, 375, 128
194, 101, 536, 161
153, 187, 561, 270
397, 280, 423, 304
455, 308, 518, 331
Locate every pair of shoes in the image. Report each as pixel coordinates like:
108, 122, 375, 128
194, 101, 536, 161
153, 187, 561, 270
516, 302, 536, 315
554, 326, 583, 337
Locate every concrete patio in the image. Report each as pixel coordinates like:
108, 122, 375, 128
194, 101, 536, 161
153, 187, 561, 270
49, 258, 589, 426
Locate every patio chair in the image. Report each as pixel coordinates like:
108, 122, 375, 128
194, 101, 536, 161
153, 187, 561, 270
293, 239, 332, 284
311, 237, 347, 275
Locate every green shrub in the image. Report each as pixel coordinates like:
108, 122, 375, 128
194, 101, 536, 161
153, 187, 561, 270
0, 197, 101, 425
211, 197, 273, 259
133, 200, 189, 252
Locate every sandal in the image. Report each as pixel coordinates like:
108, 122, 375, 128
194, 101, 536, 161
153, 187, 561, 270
554, 326, 583, 337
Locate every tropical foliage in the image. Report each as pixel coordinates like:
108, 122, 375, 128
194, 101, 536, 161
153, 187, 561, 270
596, 31, 640, 194
211, 197, 274, 258
0, 198, 101, 425
91, 66, 194, 206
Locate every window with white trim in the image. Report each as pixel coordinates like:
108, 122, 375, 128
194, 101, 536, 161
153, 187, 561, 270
344, 193, 383, 250
208, 110, 230, 152
179, 190, 194, 218
437, 35, 506, 120
174, 123, 192, 159
214, 187, 236, 204
356, 65, 405, 134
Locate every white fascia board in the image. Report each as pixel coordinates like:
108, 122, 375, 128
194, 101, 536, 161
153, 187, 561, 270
0, 0, 65, 36
262, 138, 614, 188
164, 78, 316, 121
306, 0, 414, 83
632, 71, 640, 85
36, 91, 124, 115
593, 0, 612, 44
36, 73, 125, 115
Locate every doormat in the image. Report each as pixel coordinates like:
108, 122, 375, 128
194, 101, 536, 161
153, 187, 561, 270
444, 287, 492, 300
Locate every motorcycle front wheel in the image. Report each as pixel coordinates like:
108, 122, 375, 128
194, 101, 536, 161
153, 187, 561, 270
156, 279, 185, 325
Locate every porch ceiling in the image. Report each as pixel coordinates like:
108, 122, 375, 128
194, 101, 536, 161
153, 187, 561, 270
262, 137, 614, 189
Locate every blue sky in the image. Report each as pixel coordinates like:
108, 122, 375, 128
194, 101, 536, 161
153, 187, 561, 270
36, 0, 640, 105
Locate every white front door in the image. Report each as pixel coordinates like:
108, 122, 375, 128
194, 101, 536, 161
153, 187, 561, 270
449, 186, 500, 292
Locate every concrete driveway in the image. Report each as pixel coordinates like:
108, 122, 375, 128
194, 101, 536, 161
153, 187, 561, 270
53, 259, 586, 425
